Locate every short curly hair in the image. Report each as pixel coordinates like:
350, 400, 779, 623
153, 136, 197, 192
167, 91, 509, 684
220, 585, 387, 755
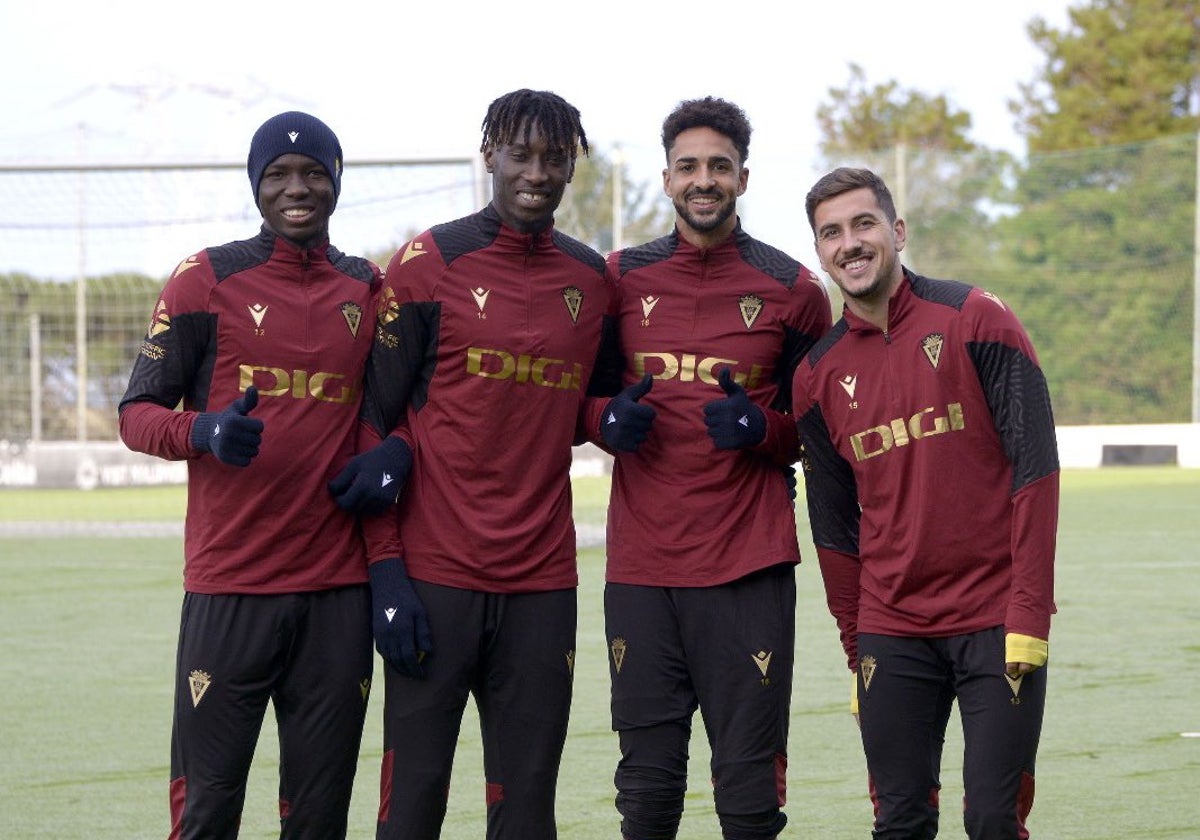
661, 97, 751, 165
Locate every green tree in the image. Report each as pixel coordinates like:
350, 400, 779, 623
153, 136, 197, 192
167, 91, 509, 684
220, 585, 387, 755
1012, 0, 1200, 152
814, 64, 1012, 286
555, 147, 673, 254
996, 0, 1200, 423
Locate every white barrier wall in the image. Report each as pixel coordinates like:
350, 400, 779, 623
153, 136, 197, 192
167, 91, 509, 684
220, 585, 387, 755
1055, 423, 1200, 468
3, 429, 1200, 490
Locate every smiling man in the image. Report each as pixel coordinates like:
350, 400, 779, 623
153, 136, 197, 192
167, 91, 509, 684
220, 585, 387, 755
118, 111, 381, 838
333, 89, 613, 840
582, 97, 832, 840
793, 167, 1059, 840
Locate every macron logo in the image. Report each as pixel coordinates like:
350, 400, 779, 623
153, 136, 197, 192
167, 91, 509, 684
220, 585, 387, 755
738, 415, 750, 427
606, 412, 617, 425
384, 607, 397, 623
381, 473, 394, 487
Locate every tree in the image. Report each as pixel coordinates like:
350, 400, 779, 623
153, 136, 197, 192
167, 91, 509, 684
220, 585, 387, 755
817, 64, 978, 156
1012, 0, 1200, 152
814, 64, 1012, 281
554, 146, 673, 254
996, 0, 1200, 423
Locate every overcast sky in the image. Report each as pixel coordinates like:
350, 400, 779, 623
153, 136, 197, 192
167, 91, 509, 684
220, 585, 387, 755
0, 0, 1075, 275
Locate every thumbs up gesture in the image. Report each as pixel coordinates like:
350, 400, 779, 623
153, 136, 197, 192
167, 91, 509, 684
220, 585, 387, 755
703, 368, 765, 450
190, 386, 264, 467
601, 374, 657, 453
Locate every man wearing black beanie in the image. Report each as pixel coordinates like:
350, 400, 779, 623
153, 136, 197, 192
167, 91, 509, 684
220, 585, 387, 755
118, 111, 381, 838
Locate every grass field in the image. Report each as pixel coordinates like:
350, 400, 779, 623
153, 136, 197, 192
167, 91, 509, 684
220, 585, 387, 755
1, 468, 1198, 838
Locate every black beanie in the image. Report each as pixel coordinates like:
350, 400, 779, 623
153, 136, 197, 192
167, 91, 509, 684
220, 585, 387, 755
247, 111, 343, 204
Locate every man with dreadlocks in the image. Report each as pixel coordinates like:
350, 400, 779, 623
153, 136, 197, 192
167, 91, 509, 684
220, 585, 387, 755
329, 88, 614, 839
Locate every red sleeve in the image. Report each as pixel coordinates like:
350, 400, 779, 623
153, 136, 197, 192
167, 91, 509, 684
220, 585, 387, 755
119, 401, 199, 460
352, 420, 406, 564
1006, 471, 1059, 639
816, 546, 861, 671
965, 289, 1059, 640
753, 407, 800, 464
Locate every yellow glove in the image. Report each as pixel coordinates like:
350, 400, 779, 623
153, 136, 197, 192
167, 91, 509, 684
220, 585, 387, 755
1005, 633, 1048, 669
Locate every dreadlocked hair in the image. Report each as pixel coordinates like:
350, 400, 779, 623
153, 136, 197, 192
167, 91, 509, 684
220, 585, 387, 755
479, 89, 589, 159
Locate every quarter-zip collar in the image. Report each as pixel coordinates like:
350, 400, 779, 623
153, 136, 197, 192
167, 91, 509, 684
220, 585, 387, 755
841, 268, 916, 336
478, 203, 556, 256
257, 224, 331, 270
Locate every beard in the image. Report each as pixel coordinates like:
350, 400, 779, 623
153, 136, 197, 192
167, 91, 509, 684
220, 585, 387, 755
674, 189, 736, 233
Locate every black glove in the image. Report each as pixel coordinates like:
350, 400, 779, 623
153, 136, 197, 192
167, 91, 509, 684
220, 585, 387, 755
368, 557, 432, 679
703, 368, 766, 450
601, 374, 656, 452
328, 436, 413, 515
190, 386, 263, 467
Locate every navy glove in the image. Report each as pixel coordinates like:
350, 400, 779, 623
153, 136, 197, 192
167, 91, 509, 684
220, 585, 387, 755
703, 368, 766, 450
601, 374, 656, 452
368, 557, 432, 679
328, 435, 413, 516
190, 386, 263, 467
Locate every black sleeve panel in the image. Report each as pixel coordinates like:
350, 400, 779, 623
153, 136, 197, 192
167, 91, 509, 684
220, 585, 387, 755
118, 310, 217, 413
587, 314, 624, 398
806, 319, 850, 367
733, 228, 801, 289
908, 271, 972, 309
617, 233, 677, 274
327, 246, 382, 285
774, 323, 820, 413
207, 233, 272, 281
967, 340, 1060, 493
551, 229, 607, 274
798, 403, 861, 555
361, 300, 440, 437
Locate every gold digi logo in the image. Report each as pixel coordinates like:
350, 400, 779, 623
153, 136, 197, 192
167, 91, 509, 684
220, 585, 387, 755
633, 352, 764, 390
465, 347, 583, 390
849, 403, 965, 462
238, 365, 358, 404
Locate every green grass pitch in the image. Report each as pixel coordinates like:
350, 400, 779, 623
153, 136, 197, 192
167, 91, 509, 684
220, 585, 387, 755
1, 467, 1197, 838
